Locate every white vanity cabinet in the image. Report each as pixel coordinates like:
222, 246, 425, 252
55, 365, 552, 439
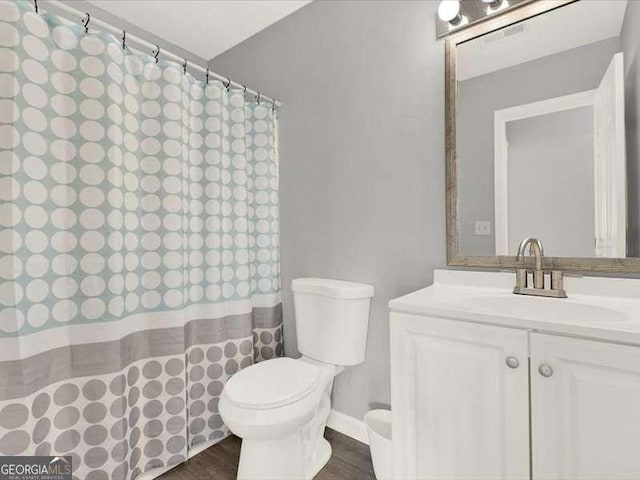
391, 313, 640, 480
389, 270, 640, 480
390, 313, 530, 479
530, 333, 640, 480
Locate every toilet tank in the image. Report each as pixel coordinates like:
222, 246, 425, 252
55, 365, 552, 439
292, 278, 374, 366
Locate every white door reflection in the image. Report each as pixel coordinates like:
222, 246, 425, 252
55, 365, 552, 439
493, 53, 626, 257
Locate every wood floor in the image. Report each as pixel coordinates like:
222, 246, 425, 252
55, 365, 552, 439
159, 428, 375, 480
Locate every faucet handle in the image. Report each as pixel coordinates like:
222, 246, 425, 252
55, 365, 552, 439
551, 271, 563, 291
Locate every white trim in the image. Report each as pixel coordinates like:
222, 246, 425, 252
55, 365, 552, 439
593, 52, 627, 258
493, 90, 596, 255
327, 409, 369, 445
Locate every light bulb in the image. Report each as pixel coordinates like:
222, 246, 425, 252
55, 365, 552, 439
438, 0, 462, 23
483, 0, 508, 13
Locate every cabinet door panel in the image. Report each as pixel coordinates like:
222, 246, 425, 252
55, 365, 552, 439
391, 313, 529, 480
531, 333, 640, 480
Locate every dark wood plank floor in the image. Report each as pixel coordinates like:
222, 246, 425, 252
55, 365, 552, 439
159, 428, 375, 480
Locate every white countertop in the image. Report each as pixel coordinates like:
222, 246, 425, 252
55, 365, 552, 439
389, 269, 640, 345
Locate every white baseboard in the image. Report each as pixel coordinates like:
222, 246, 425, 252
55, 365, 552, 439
327, 409, 369, 445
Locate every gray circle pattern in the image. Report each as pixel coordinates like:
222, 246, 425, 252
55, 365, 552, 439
0, 331, 283, 477
0, 354, 186, 479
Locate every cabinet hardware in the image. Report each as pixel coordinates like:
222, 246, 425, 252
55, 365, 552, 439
538, 364, 554, 377
506, 356, 520, 369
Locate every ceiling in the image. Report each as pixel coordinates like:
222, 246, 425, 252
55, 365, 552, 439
84, 0, 311, 60
458, 0, 628, 81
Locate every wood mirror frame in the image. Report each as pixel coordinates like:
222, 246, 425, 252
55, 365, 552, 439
445, 0, 639, 273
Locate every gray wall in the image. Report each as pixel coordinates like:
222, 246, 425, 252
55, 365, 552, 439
507, 107, 595, 257
211, 1, 446, 419
621, 1, 640, 257
458, 37, 620, 256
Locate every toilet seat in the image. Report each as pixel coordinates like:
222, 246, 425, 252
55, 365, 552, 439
219, 357, 335, 440
224, 357, 322, 409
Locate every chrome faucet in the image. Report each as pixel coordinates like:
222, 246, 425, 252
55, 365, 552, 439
513, 237, 567, 298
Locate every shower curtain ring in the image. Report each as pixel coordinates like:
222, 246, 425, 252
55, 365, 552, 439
153, 45, 160, 63
205, 68, 209, 85
33, 0, 38, 13
83, 13, 90, 33
224, 78, 231, 90
242, 85, 247, 95
122, 30, 126, 50
271, 99, 277, 114
256, 92, 261, 105
183, 59, 187, 74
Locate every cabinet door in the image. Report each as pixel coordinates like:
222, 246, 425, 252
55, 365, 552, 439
531, 333, 640, 479
390, 313, 530, 480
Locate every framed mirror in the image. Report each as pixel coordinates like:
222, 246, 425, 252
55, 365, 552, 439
446, 0, 640, 272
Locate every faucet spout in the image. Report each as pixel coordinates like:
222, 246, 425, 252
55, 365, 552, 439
515, 237, 544, 290
516, 237, 544, 272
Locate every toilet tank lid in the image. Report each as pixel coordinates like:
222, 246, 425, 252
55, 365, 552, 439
292, 278, 374, 299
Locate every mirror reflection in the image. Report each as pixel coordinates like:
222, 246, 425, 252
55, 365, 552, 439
456, 0, 636, 258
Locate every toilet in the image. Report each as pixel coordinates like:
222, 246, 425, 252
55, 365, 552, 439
219, 278, 374, 480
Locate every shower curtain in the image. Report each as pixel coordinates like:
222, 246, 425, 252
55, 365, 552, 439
0, 1, 282, 478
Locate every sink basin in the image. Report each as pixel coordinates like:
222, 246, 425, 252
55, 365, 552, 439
389, 271, 640, 345
462, 295, 628, 323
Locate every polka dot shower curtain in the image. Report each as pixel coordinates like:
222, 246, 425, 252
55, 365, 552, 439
0, 2, 282, 478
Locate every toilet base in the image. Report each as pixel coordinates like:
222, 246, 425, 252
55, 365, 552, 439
237, 431, 304, 480
306, 437, 332, 479
236, 434, 332, 480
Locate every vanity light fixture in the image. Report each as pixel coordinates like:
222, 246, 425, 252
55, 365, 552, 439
436, 0, 526, 38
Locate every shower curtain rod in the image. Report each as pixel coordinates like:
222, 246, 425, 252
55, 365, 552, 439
39, 0, 281, 108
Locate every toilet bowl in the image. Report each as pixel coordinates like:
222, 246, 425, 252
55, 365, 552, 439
219, 278, 374, 480
219, 357, 337, 479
